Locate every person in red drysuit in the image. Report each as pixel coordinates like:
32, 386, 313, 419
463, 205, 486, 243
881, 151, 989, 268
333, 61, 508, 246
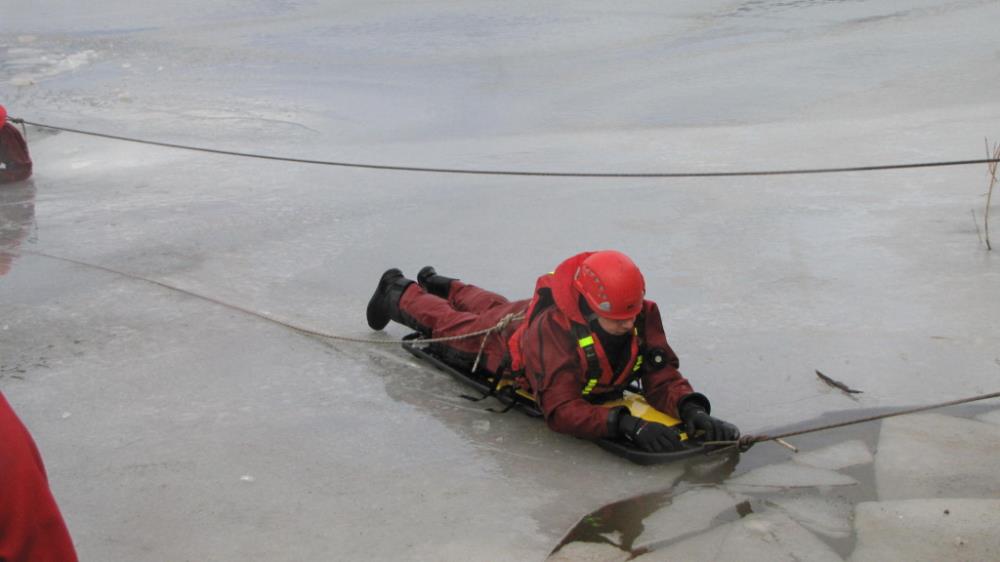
0, 105, 33, 184
0, 392, 78, 562
366, 250, 739, 452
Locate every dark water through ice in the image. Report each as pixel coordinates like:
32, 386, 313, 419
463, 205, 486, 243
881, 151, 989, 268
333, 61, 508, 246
553, 403, 996, 559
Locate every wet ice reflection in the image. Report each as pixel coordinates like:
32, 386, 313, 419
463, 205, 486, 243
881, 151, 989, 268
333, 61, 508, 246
0, 181, 35, 276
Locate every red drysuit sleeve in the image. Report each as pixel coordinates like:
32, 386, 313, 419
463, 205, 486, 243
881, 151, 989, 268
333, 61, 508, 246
637, 301, 696, 418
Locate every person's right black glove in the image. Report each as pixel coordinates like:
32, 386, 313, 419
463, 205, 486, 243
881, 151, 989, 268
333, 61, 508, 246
617, 413, 683, 453
680, 403, 740, 443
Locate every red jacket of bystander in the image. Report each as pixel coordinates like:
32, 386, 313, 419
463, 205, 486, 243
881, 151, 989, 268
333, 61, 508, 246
0, 393, 78, 562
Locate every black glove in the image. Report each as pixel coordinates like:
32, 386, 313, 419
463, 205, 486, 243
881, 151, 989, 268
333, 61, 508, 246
681, 404, 740, 442
617, 413, 683, 453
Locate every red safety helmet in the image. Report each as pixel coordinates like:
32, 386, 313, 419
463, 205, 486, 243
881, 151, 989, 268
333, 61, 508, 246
0, 105, 6, 123
573, 251, 646, 320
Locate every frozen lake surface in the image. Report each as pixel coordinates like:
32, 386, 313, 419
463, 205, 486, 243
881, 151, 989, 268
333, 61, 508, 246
2, 1, 999, 560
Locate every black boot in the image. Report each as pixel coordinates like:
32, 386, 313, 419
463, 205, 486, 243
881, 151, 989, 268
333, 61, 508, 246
417, 266, 457, 299
366, 268, 415, 330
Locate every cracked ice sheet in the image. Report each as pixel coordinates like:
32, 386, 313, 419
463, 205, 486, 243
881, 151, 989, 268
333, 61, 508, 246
975, 407, 1000, 426
633, 510, 842, 562
633, 486, 749, 550
874, 413, 1000, 500
792, 439, 873, 470
849, 499, 1000, 562
768, 495, 853, 539
724, 462, 857, 493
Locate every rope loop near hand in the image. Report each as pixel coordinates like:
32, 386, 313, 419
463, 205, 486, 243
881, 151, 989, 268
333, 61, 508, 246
738, 434, 761, 452
702, 434, 765, 453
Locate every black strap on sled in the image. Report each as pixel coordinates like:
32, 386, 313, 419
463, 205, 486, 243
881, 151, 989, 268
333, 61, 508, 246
459, 373, 505, 403
459, 356, 520, 413
460, 384, 518, 414
485, 385, 519, 414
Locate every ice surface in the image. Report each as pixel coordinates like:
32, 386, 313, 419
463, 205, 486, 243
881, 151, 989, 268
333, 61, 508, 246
725, 462, 858, 493
849, 499, 1000, 562
768, 495, 853, 538
633, 510, 842, 562
792, 440, 873, 471
633, 486, 749, 549
547, 541, 630, 562
874, 413, 1000, 500
975, 407, 1000, 426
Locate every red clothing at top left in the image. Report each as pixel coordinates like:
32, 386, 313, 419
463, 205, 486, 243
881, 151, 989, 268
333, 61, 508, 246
0, 123, 32, 184
0, 393, 78, 562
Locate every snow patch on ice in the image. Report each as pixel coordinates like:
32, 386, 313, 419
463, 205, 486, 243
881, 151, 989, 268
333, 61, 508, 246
6, 48, 99, 86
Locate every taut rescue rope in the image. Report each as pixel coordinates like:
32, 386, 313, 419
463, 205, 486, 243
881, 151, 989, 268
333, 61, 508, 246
12, 118, 1000, 179
705, 390, 1000, 453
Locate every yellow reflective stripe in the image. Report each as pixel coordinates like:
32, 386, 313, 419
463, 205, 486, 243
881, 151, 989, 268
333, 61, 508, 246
577, 332, 600, 395
632, 355, 644, 372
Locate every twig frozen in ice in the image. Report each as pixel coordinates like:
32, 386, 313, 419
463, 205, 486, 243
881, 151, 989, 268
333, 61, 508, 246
815, 370, 863, 395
